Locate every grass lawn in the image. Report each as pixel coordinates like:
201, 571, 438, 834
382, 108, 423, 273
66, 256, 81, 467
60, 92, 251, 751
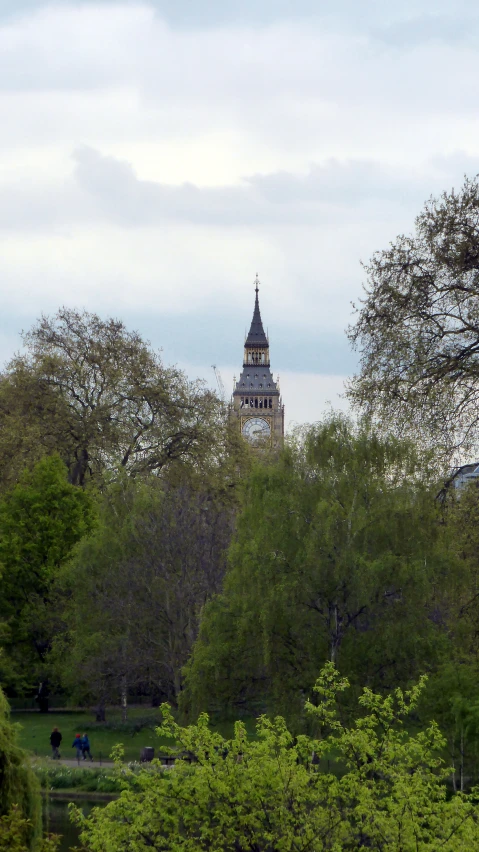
14, 706, 168, 763
14, 705, 259, 763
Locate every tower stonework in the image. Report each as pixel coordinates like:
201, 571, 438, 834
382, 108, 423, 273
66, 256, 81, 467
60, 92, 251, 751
231, 277, 284, 445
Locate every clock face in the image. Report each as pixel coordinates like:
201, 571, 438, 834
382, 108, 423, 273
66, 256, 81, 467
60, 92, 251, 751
242, 417, 271, 443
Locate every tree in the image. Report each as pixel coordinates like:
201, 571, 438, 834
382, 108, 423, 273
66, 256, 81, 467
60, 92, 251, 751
182, 415, 453, 720
348, 176, 479, 458
0, 308, 224, 489
0, 456, 95, 701
74, 664, 479, 852
52, 475, 234, 718
0, 686, 54, 851
417, 480, 479, 790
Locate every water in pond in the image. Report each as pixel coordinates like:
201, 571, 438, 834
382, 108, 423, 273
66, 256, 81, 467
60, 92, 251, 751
43, 798, 107, 852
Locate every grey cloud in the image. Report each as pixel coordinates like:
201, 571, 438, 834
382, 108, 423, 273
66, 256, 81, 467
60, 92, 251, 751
372, 14, 479, 49
0, 0, 437, 29
1, 0, 478, 134
72, 146, 435, 228
0, 146, 477, 233
246, 161, 428, 205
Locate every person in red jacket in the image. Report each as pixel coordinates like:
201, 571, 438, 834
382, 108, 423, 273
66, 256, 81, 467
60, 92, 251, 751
72, 733, 83, 760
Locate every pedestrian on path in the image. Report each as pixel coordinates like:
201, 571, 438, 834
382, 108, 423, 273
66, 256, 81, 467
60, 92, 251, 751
80, 733, 93, 761
72, 733, 83, 761
50, 727, 62, 759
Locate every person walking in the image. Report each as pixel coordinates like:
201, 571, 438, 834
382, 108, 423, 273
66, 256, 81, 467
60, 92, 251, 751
50, 727, 62, 760
80, 733, 93, 761
72, 733, 83, 761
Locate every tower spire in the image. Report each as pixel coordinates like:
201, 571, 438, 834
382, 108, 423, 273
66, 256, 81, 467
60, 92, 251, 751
246, 274, 268, 346
231, 274, 284, 446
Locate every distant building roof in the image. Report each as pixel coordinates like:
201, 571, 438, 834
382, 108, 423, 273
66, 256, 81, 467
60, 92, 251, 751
447, 462, 479, 491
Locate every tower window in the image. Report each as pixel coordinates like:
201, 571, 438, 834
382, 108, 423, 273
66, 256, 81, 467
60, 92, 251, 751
250, 383, 254, 388
255, 397, 258, 408
259, 383, 263, 388
269, 399, 272, 408
254, 374, 258, 378
259, 398, 263, 408
267, 383, 270, 388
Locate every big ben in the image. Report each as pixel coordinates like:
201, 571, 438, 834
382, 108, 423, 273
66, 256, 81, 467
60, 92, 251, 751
231, 276, 284, 445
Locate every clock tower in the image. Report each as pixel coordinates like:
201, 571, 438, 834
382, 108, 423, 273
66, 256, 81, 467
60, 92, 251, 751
231, 276, 284, 445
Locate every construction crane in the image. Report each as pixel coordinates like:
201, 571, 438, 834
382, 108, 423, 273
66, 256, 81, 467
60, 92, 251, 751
211, 365, 226, 401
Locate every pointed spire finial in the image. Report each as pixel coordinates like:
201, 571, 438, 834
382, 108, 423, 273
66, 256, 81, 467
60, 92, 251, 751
254, 273, 259, 295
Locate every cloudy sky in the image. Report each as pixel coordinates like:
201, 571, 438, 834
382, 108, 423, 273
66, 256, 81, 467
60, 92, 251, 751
2, 1, 479, 428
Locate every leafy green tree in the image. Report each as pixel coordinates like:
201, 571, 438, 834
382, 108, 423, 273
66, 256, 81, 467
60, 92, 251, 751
0, 456, 95, 699
421, 661, 479, 792
0, 308, 228, 490
348, 175, 479, 458
183, 415, 453, 720
52, 475, 234, 718
0, 686, 51, 851
418, 481, 479, 789
74, 664, 479, 851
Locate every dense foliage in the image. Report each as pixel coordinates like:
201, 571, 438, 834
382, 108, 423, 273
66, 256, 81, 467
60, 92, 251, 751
0, 456, 95, 698
183, 415, 454, 720
0, 686, 48, 851
75, 664, 479, 852
52, 476, 234, 715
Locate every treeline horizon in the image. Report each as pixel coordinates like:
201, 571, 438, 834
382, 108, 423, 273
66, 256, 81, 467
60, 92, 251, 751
0, 302, 479, 787
4, 174, 479, 847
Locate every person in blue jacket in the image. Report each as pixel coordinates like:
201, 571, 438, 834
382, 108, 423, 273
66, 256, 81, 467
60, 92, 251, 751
80, 733, 93, 761
72, 733, 83, 760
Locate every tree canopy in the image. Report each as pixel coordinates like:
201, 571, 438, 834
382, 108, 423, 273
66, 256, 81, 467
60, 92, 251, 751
0, 308, 226, 489
52, 474, 234, 716
182, 415, 453, 720
348, 175, 479, 457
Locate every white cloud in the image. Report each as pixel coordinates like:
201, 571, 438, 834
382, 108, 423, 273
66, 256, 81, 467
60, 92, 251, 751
2, 2, 479, 427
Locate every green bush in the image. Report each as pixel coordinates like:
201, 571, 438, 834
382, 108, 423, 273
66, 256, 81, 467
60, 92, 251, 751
81, 715, 161, 735
76, 665, 479, 852
34, 766, 124, 794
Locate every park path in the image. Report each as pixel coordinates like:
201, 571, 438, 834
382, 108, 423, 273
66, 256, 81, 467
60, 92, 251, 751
45, 758, 114, 769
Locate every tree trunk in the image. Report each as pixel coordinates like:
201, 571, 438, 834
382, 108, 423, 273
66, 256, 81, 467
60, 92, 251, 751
35, 681, 49, 713
94, 703, 106, 723
121, 675, 128, 723
451, 738, 457, 793
330, 604, 339, 664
